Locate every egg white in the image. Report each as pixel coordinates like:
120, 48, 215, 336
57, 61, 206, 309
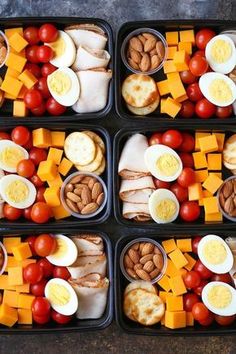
148, 188, 179, 224
199, 72, 236, 106
0, 140, 28, 173
46, 234, 78, 266
202, 281, 236, 316
46, 30, 76, 68
45, 278, 78, 316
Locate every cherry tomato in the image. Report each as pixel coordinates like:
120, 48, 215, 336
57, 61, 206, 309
23, 135, 33, 149
53, 266, 71, 280
211, 273, 232, 284
23, 263, 44, 284
33, 313, 51, 324
46, 97, 66, 116
11, 126, 30, 146
162, 130, 183, 149
189, 56, 208, 76
0, 132, 10, 140
179, 152, 194, 168
183, 293, 200, 312
36, 77, 51, 98
34, 234, 57, 257
32, 297, 51, 317
195, 98, 216, 119
180, 201, 200, 222
41, 63, 57, 77
26, 45, 40, 63
148, 133, 163, 146
31, 202, 52, 224
31, 102, 46, 116
36, 187, 46, 202
194, 280, 208, 296
51, 309, 73, 324
186, 83, 204, 102
24, 89, 43, 109
30, 279, 48, 297
194, 50, 205, 57
38, 24, 58, 42
17, 159, 35, 178
24, 63, 41, 79
215, 314, 235, 326
177, 167, 195, 188
178, 132, 195, 152
36, 45, 54, 63
29, 147, 47, 166
183, 271, 201, 289
3, 204, 22, 220
180, 70, 197, 84
37, 258, 54, 278
23, 26, 40, 45
179, 100, 195, 118
195, 28, 216, 49
192, 236, 202, 254
198, 311, 214, 326
170, 182, 188, 202
25, 235, 37, 255
192, 302, 209, 321
23, 206, 33, 221
216, 105, 233, 119
30, 174, 44, 187
194, 260, 213, 279
153, 178, 171, 189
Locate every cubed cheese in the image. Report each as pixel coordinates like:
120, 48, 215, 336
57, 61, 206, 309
18, 69, 38, 89
18, 294, 35, 309
173, 50, 190, 71
160, 98, 167, 113
165, 32, 179, 45
169, 275, 187, 296
184, 253, 196, 271
165, 259, 180, 278
165, 310, 186, 329
167, 46, 177, 59
207, 154, 222, 171
3, 290, 19, 308
8, 267, 23, 286
213, 133, 225, 152
205, 212, 223, 222
158, 274, 171, 292
166, 294, 183, 312
5, 27, 23, 39
188, 183, 203, 201
162, 239, 177, 254
1, 76, 23, 97
195, 132, 211, 151
203, 196, 219, 214
169, 248, 188, 269
159, 291, 168, 303
202, 174, 223, 194
47, 173, 63, 188
32, 128, 51, 148
52, 204, 71, 220
199, 135, 218, 153
179, 29, 195, 44
193, 152, 208, 169
5, 52, 27, 73
156, 79, 170, 96
194, 169, 208, 183
17, 308, 32, 324
186, 311, 194, 326
12, 243, 32, 261
162, 97, 181, 118
58, 157, 73, 176
8, 32, 28, 53
37, 160, 58, 181
163, 60, 177, 74
5, 67, 20, 78
3, 237, 21, 254
178, 41, 192, 54
47, 147, 63, 165
176, 239, 192, 252
44, 187, 61, 207
0, 303, 18, 327
51, 131, 66, 148
13, 100, 28, 117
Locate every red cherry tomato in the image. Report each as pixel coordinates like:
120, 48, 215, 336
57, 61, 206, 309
24, 89, 43, 109
179, 100, 195, 118
153, 178, 171, 189
32, 297, 51, 317
30, 279, 48, 297
170, 182, 188, 203
216, 105, 233, 119
23, 263, 44, 284
53, 266, 71, 280
26, 45, 40, 63
215, 314, 235, 326
23, 135, 33, 149
25, 235, 37, 255
198, 311, 214, 326
36, 187, 46, 202
195, 98, 216, 119
148, 133, 163, 146
186, 83, 204, 102
23, 26, 40, 45
33, 313, 51, 324
162, 130, 183, 149
36, 77, 51, 98
3, 204, 22, 220
29, 147, 47, 166
192, 302, 209, 321
30, 174, 44, 188
36, 45, 54, 63
180, 70, 197, 84
51, 310, 73, 324
194, 50, 206, 57
0, 132, 10, 140
189, 56, 208, 76
183, 293, 200, 312
23, 206, 33, 221
179, 152, 194, 168
194, 260, 213, 279
180, 201, 200, 222
38, 24, 58, 42
31, 102, 46, 116
46, 97, 66, 116
192, 236, 202, 254
24, 63, 41, 78
195, 28, 216, 49
194, 280, 208, 296
31, 202, 52, 224
183, 271, 201, 289
17, 159, 35, 178
11, 126, 30, 146
177, 167, 195, 188
211, 273, 232, 284
37, 258, 54, 278
41, 63, 57, 77
178, 132, 195, 152
34, 234, 57, 257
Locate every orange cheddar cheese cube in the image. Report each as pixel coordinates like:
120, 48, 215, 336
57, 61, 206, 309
6, 256, 20, 271
169, 248, 188, 269
18, 69, 38, 89
209, 172, 222, 179
44, 186, 61, 207
156, 79, 170, 96
37, 160, 58, 182
165, 310, 186, 329
51, 131, 66, 148
203, 196, 219, 215
158, 274, 171, 292
202, 174, 223, 194
3, 290, 19, 307
18, 85, 28, 99
176, 94, 188, 103
173, 50, 190, 71
199, 134, 218, 153
4, 92, 16, 100
22, 259, 36, 268
10, 48, 26, 58
18, 308, 32, 324
207, 154, 222, 171
163, 60, 177, 74
193, 152, 208, 170
8, 32, 28, 53
199, 189, 213, 206
160, 98, 167, 113
159, 291, 168, 303
165, 259, 180, 278
176, 239, 192, 252
3, 237, 21, 254
195, 132, 211, 151
12, 243, 32, 261
186, 312, 194, 326
13, 100, 28, 117
47, 147, 63, 165
15, 283, 30, 293
8, 267, 23, 286
167, 46, 177, 59
1, 76, 23, 97
168, 77, 186, 100
52, 204, 71, 220
18, 294, 35, 309
169, 275, 187, 296
0, 275, 16, 291
5, 67, 20, 78
179, 29, 195, 44
188, 182, 203, 201
184, 253, 196, 271
5, 27, 23, 39
58, 157, 73, 176
194, 169, 208, 183
0, 303, 18, 327
5, 52, 27, 73
162, 97, 181, 118
167, 72, 180, 82
178, 41, 192, 54
165, 32, 179, 45
162, 239, 177, 254
179, 268, 187, 278
166, 294, 183, 312
205, 212, 223, 222
213, 132, 225, 152
47, 173, 63, 188
32, 128, 51, 148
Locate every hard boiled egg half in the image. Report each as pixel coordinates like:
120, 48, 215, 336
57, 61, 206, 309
47, 67, 80, 106
45, 30, 76, 67
199, 72, 236, 107
46, 234, 78, 267
0, 140, 28, 173
0, 174, 36, 209
45, 278, 78, 316
144, 144, 182, 182
148, 189, 179, 224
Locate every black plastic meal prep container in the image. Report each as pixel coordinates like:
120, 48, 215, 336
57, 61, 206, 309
0, 228, 113, 333
115, 19, 236, 124
0, 122, 112, 230
0, 16, 113, 122
113, 124, 236, 231
114, 229, 236, 336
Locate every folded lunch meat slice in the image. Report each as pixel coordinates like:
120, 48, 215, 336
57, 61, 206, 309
65, 24, 107, 50
72, 234, 104, 256
72, 45, 110, 71
67, 254, 107, 279
122, 202, 151, 221
119, 176, 155, 203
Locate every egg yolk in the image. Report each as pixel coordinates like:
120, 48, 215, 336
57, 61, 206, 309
156, 198, 176, 221
0, 147, 24, 168
203, 240, 227, 264
210, 39, 232, 63
52, 238, 68, 259
5, 180, 29, 203
48, 71, 71, 96
48, 283, 70, 306
207, 285, 232, 308
156, 154, 179, 176
209, 79, 232, 103
48, 36, 65, 57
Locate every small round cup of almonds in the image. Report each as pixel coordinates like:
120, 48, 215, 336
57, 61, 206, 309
0, 241, 7, 275
217, 176, 236, 222
120, 238, 167, 284
60, 171, 107, 219
0, 31, 9, 68
121, 28, 167, 75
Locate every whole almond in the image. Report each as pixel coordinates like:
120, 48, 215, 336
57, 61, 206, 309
154, 246, 161, 255
128, 58, 139, 70
153, 254, 164, 270
224, 196, 234, 214
140, 254, 153, 264
144, 38, 156, 52
66, 198, 79, 213
81, 188, 92, 205
127, 268, 139, 279
219, 192, 225, 208
223, 181, 233, 198
124, 254, 134, 269
150, 268, 160, 279
130, 48, 142, 64
233, 180, 236, 194
156, 41, 165, 60
229, 209, 236, 217
150, 48, 157, 56
139, 53, 150, 72
134, 263, 143, 271
234, 195, 236, 207
129, 37, 143, 52
127, 249, 139, 264
81, 176, 91, 185
92, 182, 103, 200
143, 260, 155, 273
74, 188, 83, 196
65, 183, 73, 193
96, 193, 104, 206
70, 175, 85, 184
135, 269, 151, 281
88, 177, 96, 190
131, 242, 140, 251
137, 34, 146, 46
81, 202, 98, 215
66, 192, 81, 203
77, 201, 84, 211
142, 32, 156, 40
139, 242, 146, 252
151, 55, 161, 69
141, 243, 154, 256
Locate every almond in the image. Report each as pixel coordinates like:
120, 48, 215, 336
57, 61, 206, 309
139, 53, 150, 72
224, 196, 234, 214
150, 48, 157, 56
156, 41, 165, 60
65, 183, 73, 193
124, 254, 134, 269
66, 198, 79, 213
144, 38, 156, 52
151, 55, 161, 70
127, 268, 139, 279
233, 180, 236, 194
142, 32, 156, 41
150, 268, 160, 279
77, 201, 84, 211
81, 176, 91, 185
230, 210, 236, 217
135, 269, 151, 281
81, 188, 92, 205
153, 254, 164, 270
88, 177, 96, 190
131, 242, 140, 251
130, 48, 142, 64
81, 202, 98, 215
154, 246, 161, 255
128, 58, 139, 70
66, 192, 81, 203
223, 181, 233, 198
139, 242, 146, 252
70, 175, 85, 184
140, 254, 153, 264
96, 192, 104, 206
92, 182, 103, 200
137, 34, 146, 46
143, 260, 155, 273
127, 249, 139, 264
129, 36, 143, 52
141, 243, 154, 256
74, 188, 83, 196
219, 192, 225, 208
134, 263, 143, 271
